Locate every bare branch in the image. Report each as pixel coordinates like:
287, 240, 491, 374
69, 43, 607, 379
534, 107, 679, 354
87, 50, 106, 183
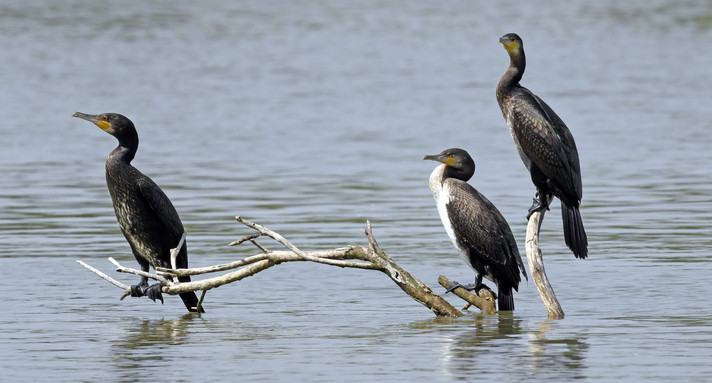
109, 257, 172, 285
235, 216, 381, 269
169, 232, 186, 282
228, 232, 261, 246
78, 219, 470, 317
249, 239, 271, 254
196, 290, 207, 313
157, 248, 377, 278
525, 195, 565, 319
437, 275, 496, 315
236, 216, 306, 256
77, 260, 130, 292
365, 220, 383, 255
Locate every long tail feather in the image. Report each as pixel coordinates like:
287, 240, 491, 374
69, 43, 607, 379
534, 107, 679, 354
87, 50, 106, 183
561, 202, 588, 259
498, 285, 515, 311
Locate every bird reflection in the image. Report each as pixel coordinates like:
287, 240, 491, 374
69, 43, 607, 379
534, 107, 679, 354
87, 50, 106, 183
117, 316, 197, 348
526, 320, 589, 378
109, 315, 201, 380
411, 314, 588, 380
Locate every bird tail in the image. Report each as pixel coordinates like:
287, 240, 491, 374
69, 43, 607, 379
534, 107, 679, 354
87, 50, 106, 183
561, 202, 588, 259
178, 276, 205, 313
497, 285, 515, 311
179, 291, 204, 313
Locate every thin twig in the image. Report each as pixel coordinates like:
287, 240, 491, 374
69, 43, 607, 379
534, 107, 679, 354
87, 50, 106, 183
169, 232, 186, 263
157, 248, 375, 277
169, 232, 186, 282
196, 290, 206, 314
77, 260, 130, 292
250, 239, 271, 253
228, 232, 261, 246
365, 220, 383, 255
108, 257, 172, 285
235, 216, 380, 269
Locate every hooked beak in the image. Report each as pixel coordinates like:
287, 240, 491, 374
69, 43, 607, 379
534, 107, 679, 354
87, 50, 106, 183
423, 154, 454, 166
73, 112, 112, 131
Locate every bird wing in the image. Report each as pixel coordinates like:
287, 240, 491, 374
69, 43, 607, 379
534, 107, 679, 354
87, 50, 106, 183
510, 86, 582, 201
443, 179, 519, 270
137, 177, 184, 235
476, 193, 527, 280
136, 176, 188, 268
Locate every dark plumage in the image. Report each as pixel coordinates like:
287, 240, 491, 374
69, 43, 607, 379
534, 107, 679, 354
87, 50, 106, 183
424, 148, 526, 311
496, 33, 588, 259
73, 112, 203, 312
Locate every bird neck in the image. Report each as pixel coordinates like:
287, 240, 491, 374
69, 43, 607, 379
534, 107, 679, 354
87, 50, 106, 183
443, 165, 473, 182
497, 51, 526, 101
109, 133, 139, 165
430, 164, 473, 187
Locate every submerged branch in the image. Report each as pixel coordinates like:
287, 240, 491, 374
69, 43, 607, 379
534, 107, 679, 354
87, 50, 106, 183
526, 195, 565, 319
437, 275, 496, 315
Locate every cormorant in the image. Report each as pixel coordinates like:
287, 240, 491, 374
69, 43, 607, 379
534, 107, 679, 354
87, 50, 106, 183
424, 148, 526, 311
73, 112, 203, 312
496, 33, 588, 259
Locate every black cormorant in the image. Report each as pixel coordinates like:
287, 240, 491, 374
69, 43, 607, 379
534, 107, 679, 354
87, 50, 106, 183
424, 148, 526, 311
73, 112, 203, 312
496, 33, 588, 259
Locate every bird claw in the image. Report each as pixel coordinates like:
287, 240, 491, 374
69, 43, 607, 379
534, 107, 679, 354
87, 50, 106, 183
445, 281, 478, 293
526, 196, 550, 219
130, 283, 147, 298
145, 284, 164, 304
475, 283, 495, 298
129, 282, 164, 304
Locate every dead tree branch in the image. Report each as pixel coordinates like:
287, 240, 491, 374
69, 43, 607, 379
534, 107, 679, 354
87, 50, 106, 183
526, 195, 565, 319
78, 217, 486, 317
437, 276, 496, 315
77, 259, 130, 292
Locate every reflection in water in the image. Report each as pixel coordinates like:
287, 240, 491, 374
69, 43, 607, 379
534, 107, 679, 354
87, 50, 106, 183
116, 315, 197, 348
1, 0, 712, 381
445, 313, 524, 359
424, 314, 588, 381
526, 320, 588, 380
110, 315, 203, 381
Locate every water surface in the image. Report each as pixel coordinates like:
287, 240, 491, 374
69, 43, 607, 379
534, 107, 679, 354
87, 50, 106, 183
1, 1, 711, 381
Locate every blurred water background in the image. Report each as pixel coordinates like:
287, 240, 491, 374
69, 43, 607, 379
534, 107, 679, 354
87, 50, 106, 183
1, 0, 711, 381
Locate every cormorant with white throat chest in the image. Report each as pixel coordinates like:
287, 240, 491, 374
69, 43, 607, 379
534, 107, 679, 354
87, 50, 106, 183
424, 148, 526, 311
73, 112, 203, 312
496, 33, 588, 259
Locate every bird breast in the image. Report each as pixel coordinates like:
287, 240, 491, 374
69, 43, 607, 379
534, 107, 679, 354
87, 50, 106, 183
429, 166, 473, 269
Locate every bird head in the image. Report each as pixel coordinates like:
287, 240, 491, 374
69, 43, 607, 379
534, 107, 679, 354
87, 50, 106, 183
73, 112, 135, 138
423, 148, 475, 180
499, 33, 523, 55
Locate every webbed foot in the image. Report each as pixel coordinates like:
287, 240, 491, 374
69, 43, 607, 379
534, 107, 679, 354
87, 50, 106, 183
445, 281, 478, 293
130, 282, 164, 304
526, 194, 550, 219
144, 284, 164, 304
